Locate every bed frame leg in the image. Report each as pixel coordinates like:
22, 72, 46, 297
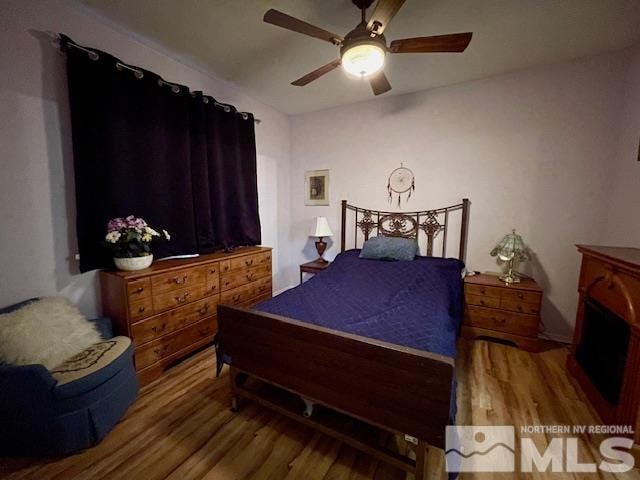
415, 441, 445, 480
229, 366, 243, 412
415, 441, 428, 480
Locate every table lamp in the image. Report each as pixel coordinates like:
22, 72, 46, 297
490, 229, 530, 284
310, 216, 333, 264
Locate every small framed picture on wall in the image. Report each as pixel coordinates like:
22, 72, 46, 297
305, 169, 330, 206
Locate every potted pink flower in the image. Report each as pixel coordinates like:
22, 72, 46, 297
105, 216, 170, 271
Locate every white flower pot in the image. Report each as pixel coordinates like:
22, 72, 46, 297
114, 254, 153, 271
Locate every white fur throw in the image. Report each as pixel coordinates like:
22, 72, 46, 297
0, 297, 103, 370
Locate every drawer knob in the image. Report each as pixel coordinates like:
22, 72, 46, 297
136, 287, 144, 293
198, 305, 210, 315
517, 292, 524, 299
246, 273, 254, 281
245, 259, 254, 266
175, 293, 190, 304
210, 269, 217, 274
480, 289, 486, 295
153, 345, 169, 357
517, 305, 523, 312
232, 294, 241, 302
138, 306, 146, 313
174, 275, 188, 284
479, 299, 485, 305
152, 323, 167, 333
210, 285, 217, 292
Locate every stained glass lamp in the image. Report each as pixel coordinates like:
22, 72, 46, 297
490, 229, 531, 284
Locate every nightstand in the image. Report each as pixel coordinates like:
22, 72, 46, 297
300, 260, 331, 283
461, 273, 542, 351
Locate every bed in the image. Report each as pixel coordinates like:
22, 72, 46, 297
216, 199, 469, 479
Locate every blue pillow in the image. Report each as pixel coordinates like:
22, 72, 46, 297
359, 236, 419, 261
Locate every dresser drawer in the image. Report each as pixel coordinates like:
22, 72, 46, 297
205, 262, 220, 295
465, 305, 538, 337
127, 278, 151, 300
465, 293, 500, 309
129, 296, 153, 322
221, 277, 272, 306
229, 251, 272, 271
220, 264, 272, 291
151, 266, 206, 295
501, 289, 541, 304
134, 316, 217, 370
152, 284, 208, 314
131, 295, 219, 345
220, 260, 231, 274
242, 291, 272, 308
500, 298, 540, 315
465, 284, 502, 299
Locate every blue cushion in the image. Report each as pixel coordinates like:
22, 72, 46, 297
359, 236, 418, 261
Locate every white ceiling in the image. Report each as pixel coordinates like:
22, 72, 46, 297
78, 0, 640, 115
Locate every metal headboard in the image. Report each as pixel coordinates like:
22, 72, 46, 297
340, 199, 470, 261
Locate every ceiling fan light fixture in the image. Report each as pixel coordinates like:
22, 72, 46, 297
341, 43, 386, 77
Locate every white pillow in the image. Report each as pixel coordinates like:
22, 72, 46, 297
0, 297, 103, 370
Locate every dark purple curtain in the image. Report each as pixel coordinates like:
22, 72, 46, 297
61, 35, 261, 272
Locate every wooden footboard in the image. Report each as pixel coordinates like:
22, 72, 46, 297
217, 304, 455, 454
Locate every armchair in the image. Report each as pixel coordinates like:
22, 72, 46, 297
0, 300, 138, 456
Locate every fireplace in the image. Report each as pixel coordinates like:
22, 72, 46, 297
568, 245, 640, 437
575, 298, 629, 404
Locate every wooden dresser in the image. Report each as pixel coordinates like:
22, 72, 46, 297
100, 246, 272, 385
461, 273, 542, 351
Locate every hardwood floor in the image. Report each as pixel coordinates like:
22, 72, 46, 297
1, 339, 638, 480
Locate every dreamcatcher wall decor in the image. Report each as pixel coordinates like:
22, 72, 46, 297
387, 163, 415, 207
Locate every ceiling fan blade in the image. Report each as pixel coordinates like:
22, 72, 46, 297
292, 59, 342, 86
264, 9, 343, 45
369, 71, 392, 96
367, 0, 406, 35
389, 32, 473, 53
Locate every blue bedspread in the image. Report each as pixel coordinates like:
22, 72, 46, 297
256, 249, 464, 359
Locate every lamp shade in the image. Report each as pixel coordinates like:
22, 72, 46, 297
490, 229, 530, 262
310, 216, 333, 238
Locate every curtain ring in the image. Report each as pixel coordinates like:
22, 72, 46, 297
203, 97, 209, 104
171, 86, 180, 94
88, 51, 99, 61
224, 106, 231, 113
134, 70, 144, 80
241, 113, 248, 120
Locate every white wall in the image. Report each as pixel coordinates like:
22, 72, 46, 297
606, 44, 640, 244
290, 50, 634, 341
0, 0, 293, 317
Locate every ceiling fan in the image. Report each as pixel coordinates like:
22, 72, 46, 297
263, 0, 473, 96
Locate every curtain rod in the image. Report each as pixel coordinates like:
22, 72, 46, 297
52, 33, 261, 125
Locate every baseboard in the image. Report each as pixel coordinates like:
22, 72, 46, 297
273, 285, 295, 296
539, 332, 573, 344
